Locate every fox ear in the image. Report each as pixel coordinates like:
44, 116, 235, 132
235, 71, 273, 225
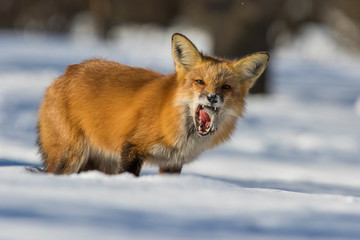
172, 33, 202, 72
233, 52, 269, 88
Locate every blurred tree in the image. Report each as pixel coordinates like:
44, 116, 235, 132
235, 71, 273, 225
179, 0, 317, 94
0, 0, 88, 32
1, 0, 360, 94
88, 0, 179, 37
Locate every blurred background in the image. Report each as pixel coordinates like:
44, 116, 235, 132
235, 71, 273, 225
1, 0, 360, 93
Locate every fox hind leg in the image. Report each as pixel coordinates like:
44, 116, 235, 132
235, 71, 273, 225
81, 149, 121, 175
48, 145, 88, 174
38, 132, 89, 174
62, 142, 89, 174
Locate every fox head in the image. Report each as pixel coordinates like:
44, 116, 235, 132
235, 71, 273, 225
172, 33, 269, 137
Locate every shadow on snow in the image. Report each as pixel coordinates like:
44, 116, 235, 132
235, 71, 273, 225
0, 158, 39, 167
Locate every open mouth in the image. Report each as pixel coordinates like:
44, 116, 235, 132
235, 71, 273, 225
195, 105, 219, 136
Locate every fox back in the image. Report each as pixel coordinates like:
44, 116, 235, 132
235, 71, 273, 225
37, 33, 269, 175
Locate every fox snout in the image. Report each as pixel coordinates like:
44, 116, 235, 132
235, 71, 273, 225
207, 94, 219, 104
193, 93, 223, 137
199, 93, 223, 108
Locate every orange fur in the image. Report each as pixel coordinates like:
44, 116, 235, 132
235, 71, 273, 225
37, 33, 269, 175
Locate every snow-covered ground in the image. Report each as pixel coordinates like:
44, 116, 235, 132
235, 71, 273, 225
1, 25, 360, 240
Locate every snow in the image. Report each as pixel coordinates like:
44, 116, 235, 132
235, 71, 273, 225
1, 25, 360, 240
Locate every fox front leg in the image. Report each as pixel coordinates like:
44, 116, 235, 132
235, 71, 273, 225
120, 142, 145, 177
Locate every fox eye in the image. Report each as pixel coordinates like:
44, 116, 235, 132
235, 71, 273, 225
195, 79, 205, 85
222, 84, 231, 90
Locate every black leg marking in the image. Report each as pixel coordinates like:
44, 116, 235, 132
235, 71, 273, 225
120, 142, 145, 177
123, 158, 143, 177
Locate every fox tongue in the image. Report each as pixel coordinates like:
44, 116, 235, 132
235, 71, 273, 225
199, 108, 211, 127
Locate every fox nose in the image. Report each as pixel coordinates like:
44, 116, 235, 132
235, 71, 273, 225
207, 94, 218, 104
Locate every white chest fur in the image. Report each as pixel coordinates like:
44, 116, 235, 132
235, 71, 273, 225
148, 129, 213, 169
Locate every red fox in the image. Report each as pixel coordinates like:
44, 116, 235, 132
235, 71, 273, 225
37, 33, 269, 176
